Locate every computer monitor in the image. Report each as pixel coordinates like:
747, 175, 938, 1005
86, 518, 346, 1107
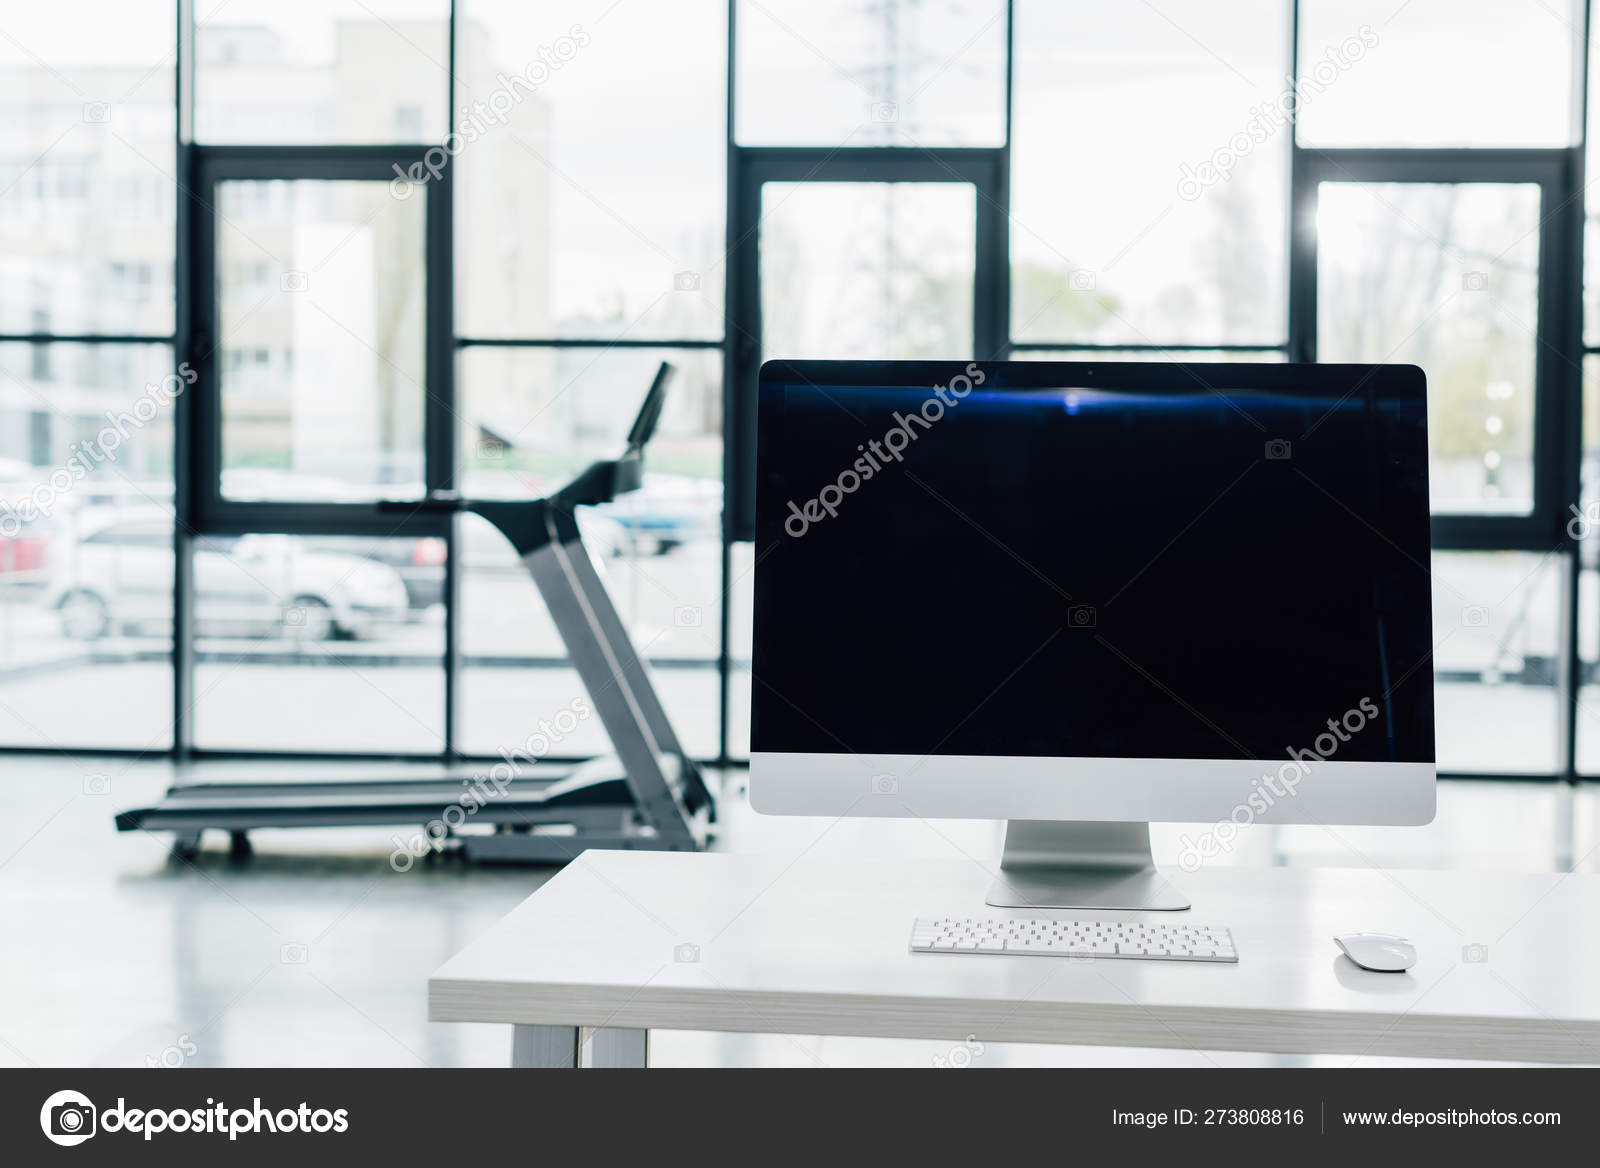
750, 360, 1436, 910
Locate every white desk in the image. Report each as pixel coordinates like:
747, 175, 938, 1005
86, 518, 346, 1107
428, 851, 1600, 1067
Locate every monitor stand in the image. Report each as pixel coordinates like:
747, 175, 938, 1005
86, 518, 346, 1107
985, 820, 1190, 911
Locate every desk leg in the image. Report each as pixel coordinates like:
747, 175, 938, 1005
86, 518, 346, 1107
511, 1025, 579, 1068
582, 1027, 649, 1068
509, 1025, 648, 1068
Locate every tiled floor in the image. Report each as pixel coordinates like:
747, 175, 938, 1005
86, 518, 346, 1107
1, 756, 1594, 1068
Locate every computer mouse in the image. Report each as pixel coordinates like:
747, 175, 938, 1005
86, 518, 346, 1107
1334, 933, 1416, 972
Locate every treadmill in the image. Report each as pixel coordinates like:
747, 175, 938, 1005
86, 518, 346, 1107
117, 363, 715, 863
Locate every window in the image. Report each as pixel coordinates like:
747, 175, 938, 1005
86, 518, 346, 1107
0, 343, 176, 749
1578, 358, 1600, 774
1433, 551, 1563, 774
2, 2, 1593, 778
735, 0, 1007, 146
454, 0, 726, 340
455, 346, 723, 756
1316, 182, 1542, 515
194, 1, 451, 144
191, 535, 445, 754
0, 5, 176, 335
759, 182, 977, 360
215, 179, 428, 500
1296, 0, 1579, 148
1011, 0, 1289, 346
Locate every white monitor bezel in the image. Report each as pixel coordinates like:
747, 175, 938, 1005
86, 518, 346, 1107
749, 752, 1436, 825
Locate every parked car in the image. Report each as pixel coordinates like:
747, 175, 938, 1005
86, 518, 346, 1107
302, 535, 448, 611
0, 524, 50, 583
594, 473, 721, 556
44, 508, 409, 641
0, 463, 54, 587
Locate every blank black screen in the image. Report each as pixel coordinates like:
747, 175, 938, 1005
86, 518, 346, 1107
752, 362, 1435, 763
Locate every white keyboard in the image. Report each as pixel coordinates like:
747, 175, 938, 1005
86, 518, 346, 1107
909, 917, 1238, 963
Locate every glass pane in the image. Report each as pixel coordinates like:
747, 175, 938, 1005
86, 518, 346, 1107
760, 182, 974, 360
1577, 358, 1600, 773
1433, 551, 1561, 775
455, 0, 725, 340
457, 347, 723, 757
1297, 0, 1578, 147
728, 540, 754, 761
0, 343, 175, 748
1011, 0, 1288, 346
1316, 182, 1540, 515
1584, 23, 1600, 346
193, 535, 443, 752
735, 0, 1006, 146
0, 7, 175, 335
216, 180, 426, 501
195, 1, 450, 143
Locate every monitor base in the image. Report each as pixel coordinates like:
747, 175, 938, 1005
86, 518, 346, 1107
985, 820, 1190, 911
